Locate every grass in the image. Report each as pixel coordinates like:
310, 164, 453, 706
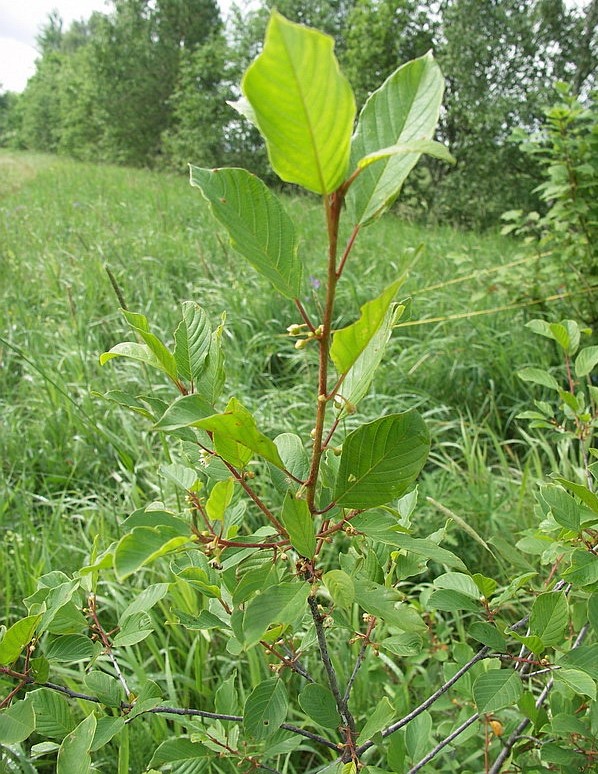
0, 149, 579, 771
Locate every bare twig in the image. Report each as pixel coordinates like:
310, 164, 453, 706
407, 712, 480, 773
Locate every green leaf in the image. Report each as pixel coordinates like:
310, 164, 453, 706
0, 614, 41, 664
555, 478, 598, 514
405, 711, 432, 762
148, 738, 209, 768
539, 485, 581, 532
84, 672, 123, 708
427, 589, 480, 613
557, 644, 598, 679
516, 367, 560, 391
57, 713, 97, 774
281, 493, 316, 557
561, 549, 598, 587
29, 689, 76, 740
242, 11, 355, 194
340, 300, 405, 413
100, 342, 172, 377
174, 302, 211, 384
274, 433, 310, 482
195, 315, 226, 406
244, 679, 288, 740
243, 581, 309, 648
331, 278, 405, 374
299, 683, 341, 729
468, 622, 506, 651
206, 479, 235, 521
575, 345, 598, 377
121, 583, 170, 620
347, 52, 445, 225
588, 593, 598, 633
175, 398, 284, 469
322, 569, 355, 611
120, 310, 178, 381
356, 697, 395, 744
113, 612, 154, 647
190, 166, 302, 298
554, 668, 596, 700
379, 633, 423, 657
357, 139, 455, 170
45, 634, 98, 662
114, 525, 191, 581
354, 579, 426, 632
334, 411, 430, 508
215, 672, 239, 716
473, 670, 522, 713
530, 591, 568, 646
153, 393, 216, 432
434, 572, 480, 599
90, 717, 125, 752
0, 699, 35, 744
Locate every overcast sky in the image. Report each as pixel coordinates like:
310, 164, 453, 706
0, 0, 589, 94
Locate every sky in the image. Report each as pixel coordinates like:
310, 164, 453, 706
0, 0, 589, 94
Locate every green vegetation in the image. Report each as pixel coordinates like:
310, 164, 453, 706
0, 8, 597, 773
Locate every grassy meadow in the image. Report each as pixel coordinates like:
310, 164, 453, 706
0, 150, 574, 770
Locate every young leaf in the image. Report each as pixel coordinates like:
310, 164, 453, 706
529, 591, 568, 646
242, 581, 309, 647
516, 367, 560, 391
0, 699, 35, 745
473, 670, 522, 713
57, 713, 97, 774
322, 569, 355, 610
281, 493, 316, 557
206, 479, 234, 521
334, 411, 430, 508
539, 485, 581, 532
153, 393, 215, 431
299, 683, 341, 729
174, 302, 211, 384
357, 139, 455, 170
347, 52, 445, 225
242, 12, 355, 194
100, 342, 174, 379
244, 679, 288, 740
330, 278, 405, 374
0, 614, 41, 665
190, 166, 302, 298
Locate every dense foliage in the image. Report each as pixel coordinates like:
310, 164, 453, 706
1, 11, 597, 773
1, 0, 597, 226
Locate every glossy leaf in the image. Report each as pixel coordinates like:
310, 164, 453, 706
190, 166, 302, 298
114, 525, 191, 581
331, 278, 405, 374
153, 393, 215, 432
334, 411, 430, 508
242, 12, 355, 194
0, 699, 35, 744
281, 493, 316, 557
339, 302, 406, 412
57, 713, 97, 774
0, 614, 41, 664
347, 52, 445, 225
174, 302, 211, 384
322, 569, 355, 610
530, 591, 568, 646
243, 581, 309, 647
299, 683, 341, 729
473, 670, 522, 713
575, 345, 598, 377
206, 479, 234, 521
244, 678, 288, 739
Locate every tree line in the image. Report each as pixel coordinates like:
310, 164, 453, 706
0, 0, 596, 227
